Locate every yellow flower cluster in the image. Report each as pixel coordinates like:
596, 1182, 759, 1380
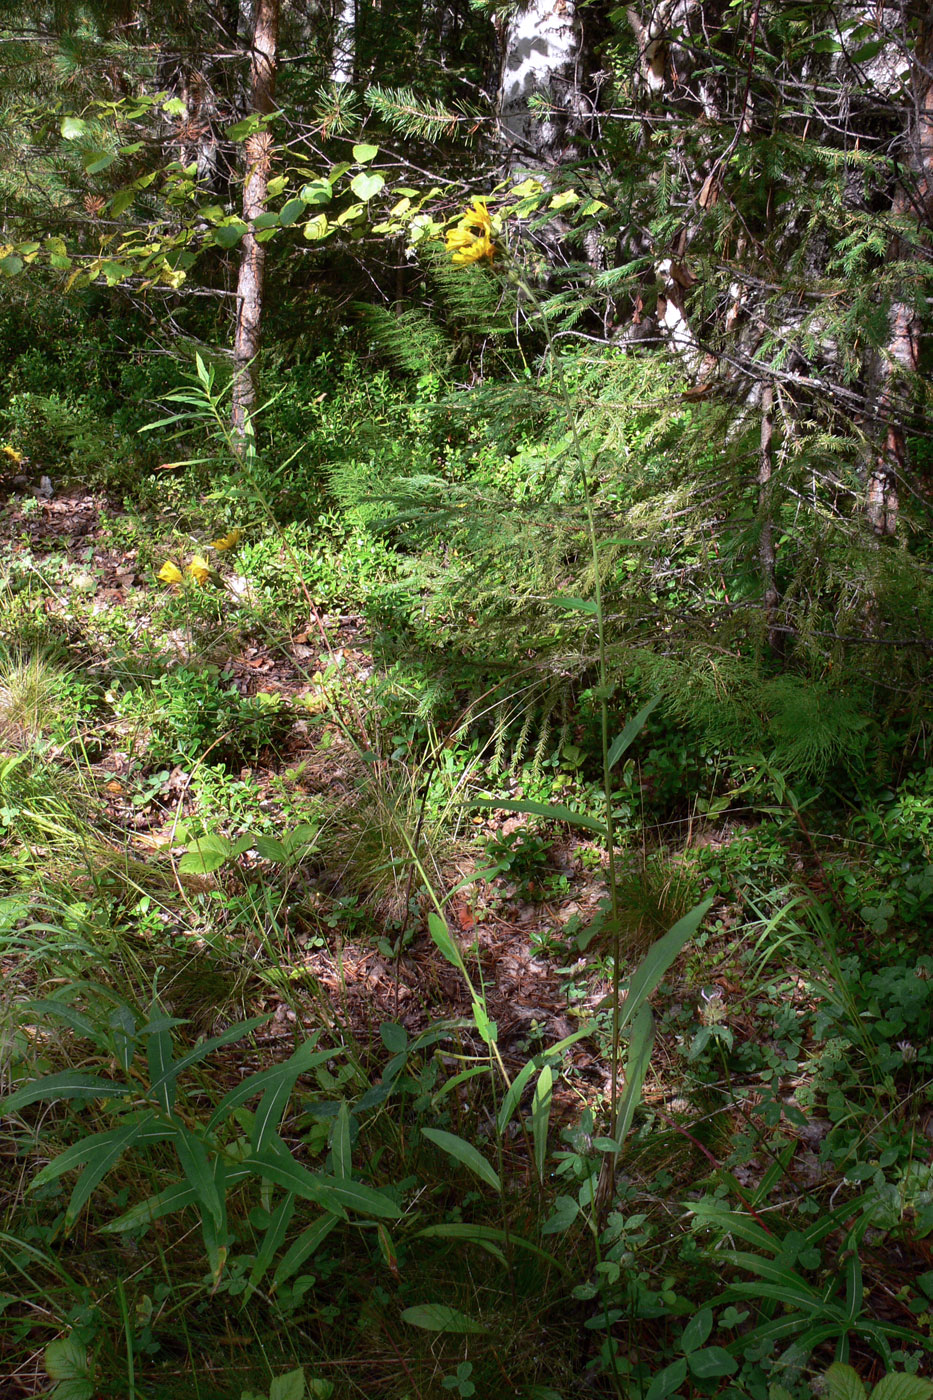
157, 528, 243, 587
445, 199, 496, 266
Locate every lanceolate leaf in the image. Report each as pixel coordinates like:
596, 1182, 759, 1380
401, 1304, 486, 1334
531, 1064, 553, 1182
2, 1072, 133, 1113
619, 899, 712, 1033
273, 1212, 340, 1290
612, 1004, 655, 1151
175, 1124, 225, 1230
241, 1147, 400, 1219
607, 695, 661, 771
64, 1112, 165, 1230
421, 1128, 501, 1193
150, 1014, 270, 1104
472, 798, 607, 836
208, 1038, 330, 1132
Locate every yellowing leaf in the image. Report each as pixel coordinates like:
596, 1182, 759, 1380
186, 556, 211, 585
157, 561, 183, 584
210, 528, 242, 551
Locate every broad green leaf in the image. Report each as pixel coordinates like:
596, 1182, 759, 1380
644, 1357, 687, 1400
607, 695, 661, 771
272, 1212, 339, 1289
531, 1064, 553, 1181
472, 798, 607, 836
303, 215, 330, 241
380, 1021, 408, 1053
254, 210, 280, 229
336, 202, 365, 226
421, 1128, 501, 1193
208, 1039, 330, 1131
44, 1336, 89, 1381
0, 255, 23, 276
870, 1375, 933, 1400
109, 188, 135, 216
83, 150, 115, 175
541, 1194, 579, 1235
619, 899, 712, 1033
2, 1071, 132, 1112
270, 1369, 306, 1400
212, 220, 247, 248
300, 179, 333, 206
255, 835, 289, 863
60, 117, 87, 140
826, 1366, 869, 1400
226, 115, 264, 141
65, 1113, 163, 1230
352, 143, 379, 163
612, 1004, 655, 1150
401, 1304, 486, 1334
178, 833, 231, 874
350, 171, 384, 201
279, 198, 306, 226
681, 1306, 713, 1354
549, 189, 579, 209
46, 1381, 93, 1400
687, 1347, 737, 1379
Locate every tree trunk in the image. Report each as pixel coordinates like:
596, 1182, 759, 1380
497, 0, 586, 173
868, 9, 933, 536
757, 382, 781, 652
231, 0, 279, 448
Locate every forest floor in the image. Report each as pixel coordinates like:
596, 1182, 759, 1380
2, 478, 931, 1399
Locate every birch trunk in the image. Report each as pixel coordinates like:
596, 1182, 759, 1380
231, 0, 279, 448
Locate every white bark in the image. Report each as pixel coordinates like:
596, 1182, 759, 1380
330, 0, 356, 86
498, 0, 585, 169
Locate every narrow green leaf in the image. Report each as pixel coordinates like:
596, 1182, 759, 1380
607, 695, 661, 771
100, 1180, 197, 1233
421, 1128, 501, 1193
65, 1113, 162, 1230
415, 1223, 569, 1273
207, 1039, 330, 1131
2, 1072, 132, 1112
331, 1102, 352, 1180
550, 594, 598, 615
246, 1192, 296, 1300
612, 1004, 655, 1151
150, 1014, 269, 1103
272, 1213, 339, 1290
472, 798, 607, 836
531, 1064, 553, 1181
401, 1304, 486, 1334
619, 899, 712, 1033
146, 1012, 175, 1112
243, 1149, 400, 1219
33, 1120, 172, 1189
175, 1124, 224, 1230
497, 1058, 538, 1135
427, 911, 465, 970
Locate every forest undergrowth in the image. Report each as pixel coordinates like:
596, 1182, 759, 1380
0, 357, 931, 1400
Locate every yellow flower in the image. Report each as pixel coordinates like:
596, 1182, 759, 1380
186, 555, 211, 585
210, 527, 243, 552
157, 561, 183, 584
1, 444, 23, 464
445, 198, 497, 265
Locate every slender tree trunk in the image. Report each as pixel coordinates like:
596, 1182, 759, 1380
231, 0, 279, 447
868, 10, 933, 536
757, 382, 781, 652
497, 0, 586, 172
